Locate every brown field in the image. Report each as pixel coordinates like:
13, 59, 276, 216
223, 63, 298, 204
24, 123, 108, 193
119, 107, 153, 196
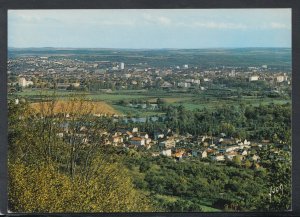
30, 100, 120, 116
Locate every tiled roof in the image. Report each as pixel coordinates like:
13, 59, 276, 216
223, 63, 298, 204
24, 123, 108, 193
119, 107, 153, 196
131, 137, 143, 141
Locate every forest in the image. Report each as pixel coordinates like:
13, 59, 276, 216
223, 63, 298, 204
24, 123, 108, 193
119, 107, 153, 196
124, 102, 291, 144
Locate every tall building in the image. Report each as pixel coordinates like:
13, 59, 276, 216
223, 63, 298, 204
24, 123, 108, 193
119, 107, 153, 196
18, 77, 33, 87
183, 64, 188, 69
18, 77, 27, 87
120, 62, 125, 70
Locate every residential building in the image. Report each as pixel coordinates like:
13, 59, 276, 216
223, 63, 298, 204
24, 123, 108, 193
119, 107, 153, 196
211, 154, 225, 162
249, 75, 259, 81
130, 137, 145, 146
159, 137, 176, 149
18, 77, 33, 87
112, 135, 123, 145
201, 150, 207, 158
161, 149, 172, 157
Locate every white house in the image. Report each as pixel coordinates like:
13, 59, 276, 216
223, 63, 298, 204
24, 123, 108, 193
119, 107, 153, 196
161, 81, 173, 88
201, 150, 208, 158
161, 149, 172, 157
241, 150, 248, 156
249, 75, 259, 82
178, 82, 191, 88
140, 132, 149, 139
112, 135, 123, 145
159, 137, 176, 148
251, 154, 260, 162
18, 77, 33, 87
225, 152, 237, 161
225, 146, 240, 153
211, 154, 225, 162
145, 138, 152, 145
132, 127, 139, 133
243, 139, 251, 145
152, 152, 160, 157
276, 75, 285, 83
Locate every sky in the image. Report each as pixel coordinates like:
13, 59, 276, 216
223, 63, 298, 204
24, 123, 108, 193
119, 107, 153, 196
8, 9, 291, 49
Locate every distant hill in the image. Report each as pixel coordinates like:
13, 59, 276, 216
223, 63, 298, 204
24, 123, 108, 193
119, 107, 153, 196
8, 47, 291, 69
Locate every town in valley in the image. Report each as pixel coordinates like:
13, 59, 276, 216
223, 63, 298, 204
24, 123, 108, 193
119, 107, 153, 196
8, 48, 292, 212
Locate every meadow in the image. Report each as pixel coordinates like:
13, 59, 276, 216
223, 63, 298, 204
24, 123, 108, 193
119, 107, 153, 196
15, 88, 291, 117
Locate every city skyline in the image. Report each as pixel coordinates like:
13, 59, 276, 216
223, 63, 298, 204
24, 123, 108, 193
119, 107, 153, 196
8, 9, 291, 49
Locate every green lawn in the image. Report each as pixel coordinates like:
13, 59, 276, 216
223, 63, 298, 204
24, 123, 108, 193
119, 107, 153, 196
112, 104, 164, 116
13, 89, 291, 114
173, 96, 290, 111
154, 194, 221, 212
200, 204, 222, 212
86, 93, 148, 102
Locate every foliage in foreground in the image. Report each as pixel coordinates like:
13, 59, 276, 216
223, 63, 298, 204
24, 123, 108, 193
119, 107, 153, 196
7, 96, 291, 212
8, 98, 153, 212
9, 159, 151, 212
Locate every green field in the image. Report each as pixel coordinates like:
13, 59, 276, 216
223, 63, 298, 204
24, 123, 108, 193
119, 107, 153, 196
13, 89, 291, 115
153, 194, 221, 212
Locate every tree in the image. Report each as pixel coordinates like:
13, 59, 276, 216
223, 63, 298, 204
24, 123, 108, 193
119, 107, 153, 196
9, 158, 153, 212
233, 155, 242, 167
261, 151, 291, 211
219, 122, 236, 136
9, 160, 73, 212
169, 199, 203, 212
8, 94, 154, 212
245, 160, 252, 168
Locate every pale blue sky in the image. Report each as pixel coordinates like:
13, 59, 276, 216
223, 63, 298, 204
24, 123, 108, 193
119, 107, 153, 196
8, 9, 291, 49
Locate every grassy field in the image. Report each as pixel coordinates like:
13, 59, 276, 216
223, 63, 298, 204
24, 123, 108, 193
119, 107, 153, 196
112, 104, 165, 117
153, 194, 221, 212
14, 89, 291, 115
173, 97, 290, 111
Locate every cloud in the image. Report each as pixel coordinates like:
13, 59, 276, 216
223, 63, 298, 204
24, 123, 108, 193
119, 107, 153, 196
176, 21, 291, 31
8, 9, 291, 48
9, 12, 62, 26
269, 22, 291, 30
143, 14, 172, 26
141, 14, 248, 30
182, 21, 248, 29
258, 22, 291, 30
9, 10, 290, 31
157, 16, 172, 25
9, 10, 136, 27
90, 20, 136, 27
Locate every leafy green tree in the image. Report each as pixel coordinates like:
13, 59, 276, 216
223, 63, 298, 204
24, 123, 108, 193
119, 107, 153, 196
9, 158, 153, 212
257, 151, 291, 211
232, 155, 242, 167
245, 160, 252, 168
8, 95, 154, 212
